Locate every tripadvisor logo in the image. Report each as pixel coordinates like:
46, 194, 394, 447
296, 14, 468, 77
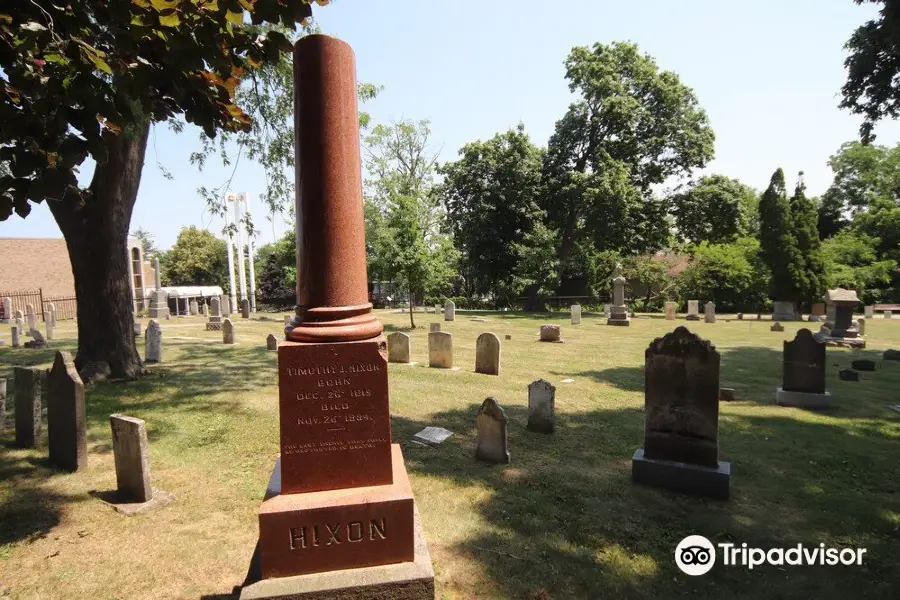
675, 536, 868, 576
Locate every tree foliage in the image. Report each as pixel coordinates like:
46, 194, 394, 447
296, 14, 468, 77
678, 238, 770, 313
160, 226, 229, 289
670, 175, 759, 244
758, 169, 806, 304
255, 230, 295, 306
840, 0, 900, 141
789, 175, 827, 307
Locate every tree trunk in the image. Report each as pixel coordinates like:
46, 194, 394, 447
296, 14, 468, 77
408, 280, 416, 329
49, 120, 152, 382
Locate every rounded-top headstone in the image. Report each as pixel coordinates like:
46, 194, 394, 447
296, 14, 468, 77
387, 331, 411, 363
475, 332, 501, 375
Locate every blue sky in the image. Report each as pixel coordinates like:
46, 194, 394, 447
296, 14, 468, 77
2, 0, 898, 250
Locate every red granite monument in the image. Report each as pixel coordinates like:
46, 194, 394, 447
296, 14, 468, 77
239, 35, 434, 600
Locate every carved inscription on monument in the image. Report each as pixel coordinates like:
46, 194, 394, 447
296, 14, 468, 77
278, 338, 393, 493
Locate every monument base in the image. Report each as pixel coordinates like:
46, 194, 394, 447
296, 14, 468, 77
631, 448, 730, 501
258, 445, 415, 579
685, 315, 700, 321
148, 308, 169, 318
240, 504, 434, 600
807, 315, 825, 322
205, 323, 223, 331
813, 332, 866, 349
776, 387, 831, 409
606, 318, 631, 327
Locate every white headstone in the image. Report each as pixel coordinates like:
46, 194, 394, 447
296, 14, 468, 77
428, 331, 453, 368
474, 332, 501, 375
44, 312, 54, 340
25, 304, 36, 331
444, 300, 455, 322
704, 301, 716, 323
857, 317, 866, 337
1, 297, 10, 323
665, 301, 676, 320
387, 332, 411, 364
864, 305, 874, 318
570, 304, 581, 325
11, 325, 19, 348
145, 320, 162, 363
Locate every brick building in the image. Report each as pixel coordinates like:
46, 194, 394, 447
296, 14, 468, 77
0, 236, 153, 315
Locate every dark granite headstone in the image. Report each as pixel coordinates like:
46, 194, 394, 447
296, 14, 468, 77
839, 368, 860, 382
782, 329, 825, 393
851, 359, 875, 372
475, 397, 510, 464
47, 351, 87, 471
643, 327, 720, 468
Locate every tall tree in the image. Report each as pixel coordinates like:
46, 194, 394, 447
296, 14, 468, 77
160, 226, 229, 289
790, 174, 827, 308
758, 169, 806, 308
542, 41, 715, 273
825, 141, 900, 213
131, 227, 159, 259
670, 175, 759, 244
841, 0, 900, 141
817, 189, 851, 239
0, 0, 320, 380
438, 125, 544, 303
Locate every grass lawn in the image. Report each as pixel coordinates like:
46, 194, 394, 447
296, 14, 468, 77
1, 310, 899, 599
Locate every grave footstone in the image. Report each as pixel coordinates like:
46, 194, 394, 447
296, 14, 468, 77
145, 319, 162, 363
719, 388, 735, 401
475, 397, 510, 464
685, 300, 700, 321
883, 349, 900, 362
428, 331, 453, 368
387, 331, 411, 364
526, 379, 556, 434
539, 324, 561, 342
14, 367, 42, 448
704, 301, 716, 323
474, 332, 501, 376
413, 427, 453, 446
737, 313, 743, 320
839, 368, 860, 382
241, 298, 250, 319
776, 329, 829, 408
632, 327, 730, 500
852, 359, 875, 372
222, 318, 235, 344
47, 351, 87, 471
570, 304, 581, 325
429, 323, 440, 333
444, 300, 455, 322
110, 414, 153, 502
771, 322, 784, 332
665, 302, 676, 320
266, 334, 278, 351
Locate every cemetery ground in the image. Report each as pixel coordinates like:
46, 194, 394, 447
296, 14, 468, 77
1, 312, 899, 599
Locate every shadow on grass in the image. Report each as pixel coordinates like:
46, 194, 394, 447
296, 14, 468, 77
393, 402, 900, 599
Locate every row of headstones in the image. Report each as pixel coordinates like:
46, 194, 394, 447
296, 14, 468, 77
141, 316, 237, 362
564, 301, 712, 324
4, 302, 56, 348
386, 330, 502, 374
3, 353, 156, 503
1, 298, 56, 327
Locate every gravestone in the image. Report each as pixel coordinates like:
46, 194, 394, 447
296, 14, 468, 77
0, 296, 10, 324
817, 288, 863, 347
110, 414, 153, 502
242, 35, 432, 597
413, 427, 453, 446
266, 334, 278, 351
14, 367, 42, 448
685, 300, 700, 321
44, 311, 54, 340
607, 274, 631, 326
429, 331, 453, 368
444, 300, 455, 322
887, 310, 894, 320
133, 321, 141, 338
539, 324, 561, 342
808, 302, 826, 322
241, 298, 251, 319
475, 397, 510, 464
570, 304, 581, 325
189, 300, 199, 316
865, 305, 874, 318
200, 301, 208, 317
11, 325, 19, 348
884, 349, 900, 362
429, 323, 440, 333
26, 304, 37, 330
387, 331, 411, 364
773, 300, 796, 322
704, 301, 716, 323
719, 388, 735, 401
632, 327, 730, 500
14, 309, 24, 333
206, 297, 223, 331
737, 312, 743, 320
776, 329, 829, 408
839, 368, 860, 382
145, 319, 162, 363
852, 359, 875, 372
222, 318, 235, 344
48, 303, 57, 327
147, 257, 169, 318
665, 302, 676, 320
474, 332, 501, 376
771, 322, 784, 332
435, 303, 441, 314
857, 317, 866, 336
603, 303, 611, 318
47, 351, 87, 471
283, 314, 291, 326
526, 379, 556, 434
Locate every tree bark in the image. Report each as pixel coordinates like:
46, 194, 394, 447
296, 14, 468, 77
408, 279, 416, 329
49, 120, 151, 382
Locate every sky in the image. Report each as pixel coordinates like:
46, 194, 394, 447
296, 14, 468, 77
2, 0, 899, 250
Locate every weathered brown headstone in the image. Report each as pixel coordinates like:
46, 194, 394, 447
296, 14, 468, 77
776, 329, 830, 408
222, 318, 235, 344
428, 331, 453, 368
110, 414, 152, 502
474, 332, 501, 375
526, 379, 556, 434
771, 321, 784, 332
266, 333, 278, 351
475, 397, 510, 463
643, 327, 720, 467
47, 351, 87, 471
387, 331, 411, 363
241, 298, 250, 319
444, 300, 455, 322
14, 367, 42, 448
145, 319, 162, 362
539, 324, 561, 342
429, 323, 440, 333
248, 35, 429, 592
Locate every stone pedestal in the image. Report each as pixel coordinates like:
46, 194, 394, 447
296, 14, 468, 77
817, 288, 864, 347
632, 449, 730, 501
606, 276, 631, 326
772, 300, 796, 322
776, 387, 831, 409
147, 290, 169, 319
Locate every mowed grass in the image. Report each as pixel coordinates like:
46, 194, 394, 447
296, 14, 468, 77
1, 310, 899, 599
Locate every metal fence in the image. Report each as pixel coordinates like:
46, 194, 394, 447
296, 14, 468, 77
43, 296, 77, 321
0, 289, 44, 321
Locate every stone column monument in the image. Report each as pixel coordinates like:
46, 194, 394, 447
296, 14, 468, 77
240, 35, 433, 600
147, 257, 169, 319
606, 267, 631, 327
815, 288, 864, 349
